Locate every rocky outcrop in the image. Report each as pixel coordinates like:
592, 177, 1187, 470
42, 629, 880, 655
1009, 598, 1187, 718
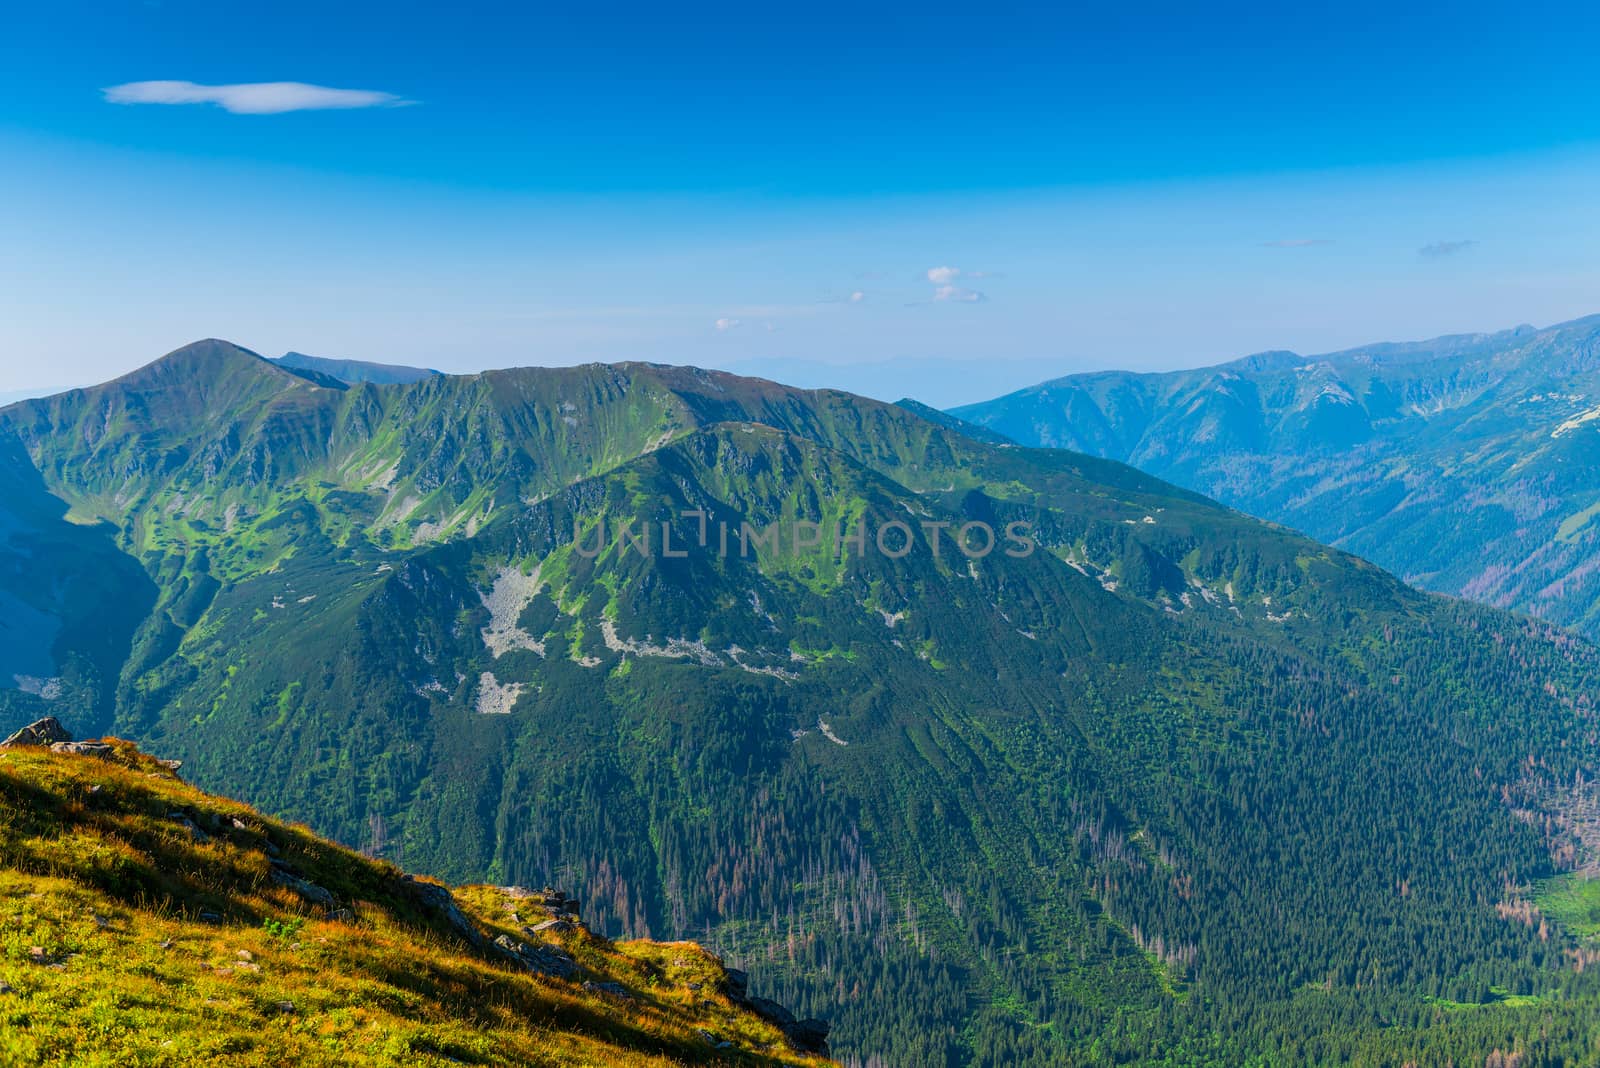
494, 933, 581, 979
400, 874, 490, 951
1, 717, 73, 748
722, 967, 831, 1055
2, 720, 181, 772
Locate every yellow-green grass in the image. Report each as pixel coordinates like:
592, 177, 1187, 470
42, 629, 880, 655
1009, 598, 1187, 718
0, 742, 831, 1067
1534, 872, 1600, 942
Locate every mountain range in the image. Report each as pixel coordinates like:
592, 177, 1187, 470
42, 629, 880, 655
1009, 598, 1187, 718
3, 339, 1600, 1064
952, 314, 1600, 642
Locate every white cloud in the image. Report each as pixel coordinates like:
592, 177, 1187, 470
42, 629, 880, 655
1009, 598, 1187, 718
103, 80, 412, 115
714, 317, 742, 331
849, 290, 866, 303
933, 285, 984, 303
926, 266, 962, 285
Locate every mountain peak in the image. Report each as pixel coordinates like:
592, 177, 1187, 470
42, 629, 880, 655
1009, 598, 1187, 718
114, 338, 282, 389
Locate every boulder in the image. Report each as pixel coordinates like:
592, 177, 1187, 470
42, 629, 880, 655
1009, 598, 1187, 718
2, 717, 73, 748
168, 812, 211, 843
786, 1018, 831, 1056
50, 741, 114, 759
722, 967, 749, 998
269, 863, 336, 908
401, 875, 487, 950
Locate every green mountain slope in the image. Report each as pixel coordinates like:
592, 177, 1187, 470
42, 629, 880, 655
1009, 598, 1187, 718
0, 726, 831, 1067
950, 314, 1600, 640
5, 339, 1600, 1064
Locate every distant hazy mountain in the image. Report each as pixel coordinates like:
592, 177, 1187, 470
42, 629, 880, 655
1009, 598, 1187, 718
273, 350, 440, 385
5, 339, 1600, 1063
718, 354, 1067, 409
954, 315, 1600, 639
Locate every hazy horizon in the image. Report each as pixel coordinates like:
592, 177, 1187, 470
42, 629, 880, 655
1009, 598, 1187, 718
6, 303, 1598, 411
6, 2, 1600, 395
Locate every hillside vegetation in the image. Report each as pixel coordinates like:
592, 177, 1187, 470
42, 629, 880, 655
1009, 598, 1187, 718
0, 725, 830, 1067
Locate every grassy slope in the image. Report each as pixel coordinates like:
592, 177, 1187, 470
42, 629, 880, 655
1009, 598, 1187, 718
0, 740, 831, 1068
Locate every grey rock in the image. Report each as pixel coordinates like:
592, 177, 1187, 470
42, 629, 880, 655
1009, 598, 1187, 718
1, 717, 72, 748
168, 813, 210, 843
49, 741, 114, 759
528, 918, 574, 935
494, 933, 579, 979
401, 875, 486, 950
326, 908, 356, 923
269, 865, 335, 908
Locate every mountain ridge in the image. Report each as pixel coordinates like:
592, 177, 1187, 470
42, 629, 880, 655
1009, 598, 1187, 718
5, 339, 1600, 1063
952, 313, 1600, 639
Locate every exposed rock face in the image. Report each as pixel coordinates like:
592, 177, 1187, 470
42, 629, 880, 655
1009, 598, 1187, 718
1, 717, 73, 748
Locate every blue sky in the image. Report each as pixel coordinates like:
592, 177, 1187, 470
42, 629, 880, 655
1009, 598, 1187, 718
3, 1, 1600, 405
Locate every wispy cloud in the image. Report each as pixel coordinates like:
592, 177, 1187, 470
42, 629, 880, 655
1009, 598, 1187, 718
714, 317, 742, 331
1419, 239, 1476, 258
849, 290, 866, 303
923, 267, 986, 303
1260, 238, 1333, 248
103, 80, 412, 115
